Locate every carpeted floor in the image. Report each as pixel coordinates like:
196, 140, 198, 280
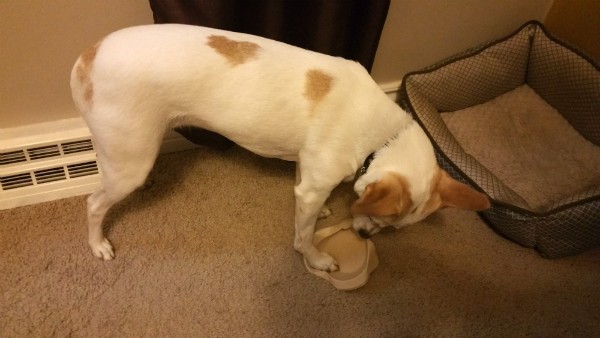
1, 146, 599, 337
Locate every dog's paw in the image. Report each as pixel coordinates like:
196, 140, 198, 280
318, 206, 332, 219
307, 251, 339, 272
89, 238, 115, 261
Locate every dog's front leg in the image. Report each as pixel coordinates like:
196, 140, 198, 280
293, 180, 339, 271
296, 164, 332, 220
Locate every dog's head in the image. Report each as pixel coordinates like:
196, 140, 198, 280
351, 124, 490, 238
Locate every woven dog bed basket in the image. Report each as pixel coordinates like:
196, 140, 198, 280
399, 21, 600, 258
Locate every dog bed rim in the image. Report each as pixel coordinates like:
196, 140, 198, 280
400, 20, 599, 87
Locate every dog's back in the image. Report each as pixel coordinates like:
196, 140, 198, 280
71, 24, 386, 161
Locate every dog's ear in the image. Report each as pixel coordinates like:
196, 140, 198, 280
437, 170, 490, 211
351, 173, 413, 216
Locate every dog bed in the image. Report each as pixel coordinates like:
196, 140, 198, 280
399, 21, 600, 258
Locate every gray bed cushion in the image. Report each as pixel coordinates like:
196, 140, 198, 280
399, 21, 600, 258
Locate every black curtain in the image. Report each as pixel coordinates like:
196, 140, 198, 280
149, 0, 390, 149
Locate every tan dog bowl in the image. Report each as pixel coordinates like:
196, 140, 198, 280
304, 219, 379, 290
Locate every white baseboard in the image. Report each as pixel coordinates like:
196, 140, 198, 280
0, 81, 401, 210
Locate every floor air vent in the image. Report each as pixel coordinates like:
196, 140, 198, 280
1, 137, 100, 208
0, 173, 34, 190
0, 138, 95, 168
28, 145, 61, 160
1, 124, 197, 210
67, 161, 99, 178
34, 166, 67, 184
0, 150, 27, 165
0, 160, 99, 190
62, 139, 94, 154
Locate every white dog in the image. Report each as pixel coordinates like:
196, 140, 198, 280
71, 24, 490, 271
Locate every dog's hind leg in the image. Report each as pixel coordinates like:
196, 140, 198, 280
86, 126, 164, 260
87, 188, 116, 260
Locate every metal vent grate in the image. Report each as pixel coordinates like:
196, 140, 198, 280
0, 173, 34, 190
0, 137, 99, 192
1, 138, 95, 168
28, 145, 61, 160
67, 161, 99, 178
62, 140, 94, 154
0, 150, 27, 165
0, 160, 99, 191
34, 167, 67, 184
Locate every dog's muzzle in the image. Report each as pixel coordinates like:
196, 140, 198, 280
353, 216, 380, 239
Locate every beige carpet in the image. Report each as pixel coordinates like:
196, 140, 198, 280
1, 146, 599, 337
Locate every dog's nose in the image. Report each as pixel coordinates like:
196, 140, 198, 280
358, 229, 371, 239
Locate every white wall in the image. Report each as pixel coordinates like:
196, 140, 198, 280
371, 0, 553, 84
0, 0, 552, 130
0, 0, 153, 129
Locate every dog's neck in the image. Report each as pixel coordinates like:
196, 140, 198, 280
354, 120, 437, 197
354, 152, 376, 180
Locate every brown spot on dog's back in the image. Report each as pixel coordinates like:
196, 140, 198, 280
207, 35, 260, 66
76, 41, 101, 104
77, 43, 99, 81
304, 69, 333, 104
